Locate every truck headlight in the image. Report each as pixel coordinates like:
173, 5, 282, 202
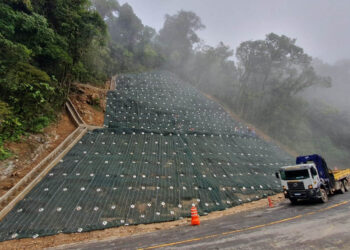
308, 185, 313, 189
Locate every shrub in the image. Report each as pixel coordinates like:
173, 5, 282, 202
0, 62, 64, 132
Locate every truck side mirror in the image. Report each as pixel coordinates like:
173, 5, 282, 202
275, 172, 280, 179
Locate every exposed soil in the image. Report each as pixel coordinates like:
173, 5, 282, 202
0, 194, 284, 250
0, 110, 76, 197
69, 82, 109, 127
0, 81, 108, 203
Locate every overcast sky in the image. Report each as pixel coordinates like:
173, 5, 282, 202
119, 0, 350, 64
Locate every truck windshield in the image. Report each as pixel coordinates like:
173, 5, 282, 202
280, 169, 310, 180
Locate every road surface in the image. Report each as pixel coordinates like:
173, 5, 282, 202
58, 192, 350, 250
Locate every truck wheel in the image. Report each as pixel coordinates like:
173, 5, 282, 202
339, 182, 346, 194
320, 188, 328, 203
289, 198, 298, 205
344, 180, 349, 192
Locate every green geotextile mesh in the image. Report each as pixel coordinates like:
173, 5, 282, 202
0, 71, 293, 241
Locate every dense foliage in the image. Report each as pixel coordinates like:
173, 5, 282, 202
0, 1, 68, 158
0, 0, 162, 158
91, 0, 163, 72
1, 0, 349, 166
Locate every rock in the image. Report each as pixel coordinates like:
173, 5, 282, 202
86, 93, 100, 105
0, 161, 15, 177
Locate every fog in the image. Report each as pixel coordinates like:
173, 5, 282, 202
120, 0, 350, 117
94, 0, 350, 166
2, 1, 349, 166
120, 0, 350, 64
304, 59, 350, 115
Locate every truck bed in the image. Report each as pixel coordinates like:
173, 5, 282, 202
332, 169, 350, 181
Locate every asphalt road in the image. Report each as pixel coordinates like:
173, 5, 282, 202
60, 192, 350, 250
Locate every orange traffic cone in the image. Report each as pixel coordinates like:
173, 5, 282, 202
191, 205, 200, 226
268, 197, 274, 208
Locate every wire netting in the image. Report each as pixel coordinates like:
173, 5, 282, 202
0, 71, 293, 241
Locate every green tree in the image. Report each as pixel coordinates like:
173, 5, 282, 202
158, 10, 205, 68
235, 33, 331, 119
108, 3, 143, 50
31, 0, 107, 83
0, 0, 109, 159
90, 0, 162, 72
90, 0, 119, 20
183, 42, 237, 101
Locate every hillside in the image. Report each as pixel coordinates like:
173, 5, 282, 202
1, 0, 348, 169
0, 71, 293, 241
0, 82, 108, 200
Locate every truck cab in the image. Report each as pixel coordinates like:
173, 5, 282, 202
277, 163, 325, 203
276, 154, 340, 204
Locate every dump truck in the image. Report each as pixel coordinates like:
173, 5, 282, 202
275, 154, 350, 204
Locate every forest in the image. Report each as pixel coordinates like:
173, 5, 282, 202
0, 0, 349, 167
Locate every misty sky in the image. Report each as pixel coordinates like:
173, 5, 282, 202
119, 0, 350, 64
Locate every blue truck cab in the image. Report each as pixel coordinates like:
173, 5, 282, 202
276, 154, 349, 204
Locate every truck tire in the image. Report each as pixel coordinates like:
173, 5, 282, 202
320, 188, 328, 203
289, 198, 298, 205
339, 182, 346, 194
344, 180, 349, 192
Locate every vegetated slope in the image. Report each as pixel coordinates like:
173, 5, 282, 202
0, 71, 293, 241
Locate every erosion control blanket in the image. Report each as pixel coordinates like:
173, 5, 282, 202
0, 71, 293, 241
